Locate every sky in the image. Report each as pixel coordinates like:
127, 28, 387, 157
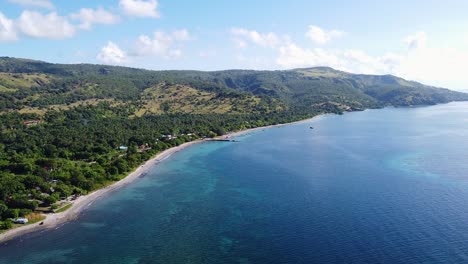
1, 0, 468, 90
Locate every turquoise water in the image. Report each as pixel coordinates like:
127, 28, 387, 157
2, 102, 468, 263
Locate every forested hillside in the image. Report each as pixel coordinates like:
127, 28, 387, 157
0, 57, 466, 230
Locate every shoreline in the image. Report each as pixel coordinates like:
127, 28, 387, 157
0, 115, 320, 244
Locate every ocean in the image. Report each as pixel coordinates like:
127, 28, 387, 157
2, 102, 468, 263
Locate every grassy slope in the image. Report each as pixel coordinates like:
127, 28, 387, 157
136, 83, 284, 116
0, 73, 52, 92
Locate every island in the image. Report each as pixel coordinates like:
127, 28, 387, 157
0, 57, 467, 241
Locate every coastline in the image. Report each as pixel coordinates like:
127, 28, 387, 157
0, 115, 320, 244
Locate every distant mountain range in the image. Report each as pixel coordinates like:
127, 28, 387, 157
0, 57, 467, 115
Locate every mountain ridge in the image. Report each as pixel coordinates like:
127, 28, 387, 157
0, 56, 467, 116
0, 56, 457, 89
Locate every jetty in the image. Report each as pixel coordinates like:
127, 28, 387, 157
205, 139, 240, 142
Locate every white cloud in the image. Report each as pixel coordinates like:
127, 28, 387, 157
273, 30, 468, 90
392, 45, 468, 89
305, 25, 344, 45
133, 30, 190, 58
338, 34, 468, 89
17, 11, 75, 39
8, 0, 54, 10
276, 43, 343, 69
97, 41, 127, 65
0, 12, 17, 42
231, 28, 282, 48
70, 8, 120, 30
172, 29, 190, 41
403, 31, 427, 50
276, 43, 407, 76
233, 39, 247, 49
1, 8, 118, 41
119, 0, 159, 18
342, 50, 397, 74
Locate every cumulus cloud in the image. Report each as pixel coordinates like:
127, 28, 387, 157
276, 42, 411, 76
276, 44, 343, 69
70, 8, 120, 30
231, 28, 282, 48
392, 43, 468, 88
0, 12, 17, 42
342, 50, 401, 74
172, 29, 190, 41
305, 25, 344, 45
17, 11, 75, 39
133, 29, 190, 58
119, 0, 159, 18
8, 0, 54, 9
1, 7, 119, 41
274, 30, 468, 89
234, 39, 247, 49
97, 41, 127, 65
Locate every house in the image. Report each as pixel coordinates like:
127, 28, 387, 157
138, 144, 152, 153
14, 218, 29, 224
161, 134, 178, 140
22, 120, 44, 127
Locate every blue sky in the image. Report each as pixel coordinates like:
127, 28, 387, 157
1, 0, 468, 90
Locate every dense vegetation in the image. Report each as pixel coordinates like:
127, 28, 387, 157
0, 57, 467, 229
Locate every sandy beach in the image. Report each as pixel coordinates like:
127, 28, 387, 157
0, 139, 205, 244
0, 116, 320, 244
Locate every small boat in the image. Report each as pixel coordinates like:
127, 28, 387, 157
39, 222, 44, 225
310, 126, 314, 129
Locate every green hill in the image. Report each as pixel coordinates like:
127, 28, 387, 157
0, 57, 466, 115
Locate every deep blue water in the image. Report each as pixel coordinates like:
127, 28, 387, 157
2, 102, 468, 263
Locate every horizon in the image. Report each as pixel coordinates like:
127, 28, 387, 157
1, 1, 468, 90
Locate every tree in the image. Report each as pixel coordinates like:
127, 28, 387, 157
55, 183, 72, 198
44, 144, 59, 158
22, 175, 46, 190
4, 209, 19, 219
0, 202, 7, 220
0, 174, 25, 201
0, 220, 13, 230
43, 195, 58, 206
214, 127, 226, 136
19, 208, 32, 217
208, 131, 217, 138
